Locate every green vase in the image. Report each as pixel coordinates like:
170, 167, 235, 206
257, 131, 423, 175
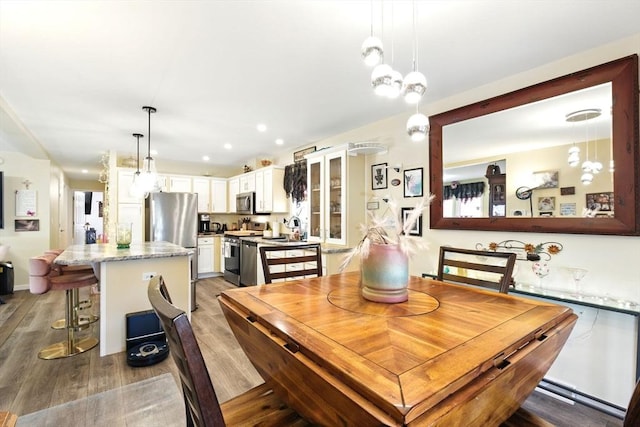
360, 243, 409, 303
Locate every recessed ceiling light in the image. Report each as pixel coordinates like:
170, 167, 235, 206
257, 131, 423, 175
81, 169, 88, 174
275, 138, 284, 145
257, 123, 267, 132
224, 143, 232, 150
202, 155, 210, 161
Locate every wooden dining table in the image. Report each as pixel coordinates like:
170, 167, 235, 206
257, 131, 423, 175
218, 272, 577, 426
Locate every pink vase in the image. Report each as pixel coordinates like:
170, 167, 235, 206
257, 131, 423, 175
360, 243, 409, 303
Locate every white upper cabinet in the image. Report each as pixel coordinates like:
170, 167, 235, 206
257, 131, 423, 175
193, 178, 211, 212
168, 175, 192, 193
227, 177, 239, 213
239, 172, 255, 193
211, 178, 227, 213
255, 166, 287, 213
306, 146, 364, 246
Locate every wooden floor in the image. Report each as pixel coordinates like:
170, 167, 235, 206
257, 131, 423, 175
0, 277, 624, 426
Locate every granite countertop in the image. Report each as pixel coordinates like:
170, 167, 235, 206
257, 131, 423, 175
239, 236, 352, 254
55, 242, 193, 265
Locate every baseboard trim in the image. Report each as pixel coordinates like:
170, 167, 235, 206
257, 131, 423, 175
537, 378, 626, 420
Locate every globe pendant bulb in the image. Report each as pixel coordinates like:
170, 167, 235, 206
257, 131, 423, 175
403, 71, 427, 104
581, 160, 593, 172
406, 113, 429, 142
591, 161, 603, 174
568, 146, 580, 155
386, 69, 403, 99
361, 36, 383, 67
371, 64, 393, 97
581, 172, 593, 185
567, 152, 580, 167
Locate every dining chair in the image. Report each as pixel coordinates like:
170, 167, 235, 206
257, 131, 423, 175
437, 246, 517, 293
147, 275, 308, 427
259, 243, 323, 284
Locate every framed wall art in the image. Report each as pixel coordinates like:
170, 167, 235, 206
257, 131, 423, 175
586, 192, 614, 212
532, 170, 559, 189
401, 207, 422, 236
293, 146, 316, 162
15, 219, 39, 231
371, 163, 388, 190
404, 167, 423, 197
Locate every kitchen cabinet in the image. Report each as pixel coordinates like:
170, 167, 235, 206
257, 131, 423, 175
306, 146, 364, 246
239, 172, 255, 193
168, 175, 192, 193
193, 178, 211, 212
211, 178, 227, 213
255, 166, 287, 213
197, 237, 214, 277
227, 178, 239, 213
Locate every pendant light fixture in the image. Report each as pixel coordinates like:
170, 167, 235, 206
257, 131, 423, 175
140, 106, 158, 193
361, 0, 383, 67
129, 133, 146, 198
403, 0, 427, 105
406, 105, 429, 142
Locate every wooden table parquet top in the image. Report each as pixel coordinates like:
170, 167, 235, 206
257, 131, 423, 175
219, 272, 576, 426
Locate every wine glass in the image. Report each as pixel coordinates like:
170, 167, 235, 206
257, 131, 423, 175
570, 268, 587, 299
531, 262, 550, 290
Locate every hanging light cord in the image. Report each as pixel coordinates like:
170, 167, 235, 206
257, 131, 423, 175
142, 106, 156, 173
412, 0, 418, 72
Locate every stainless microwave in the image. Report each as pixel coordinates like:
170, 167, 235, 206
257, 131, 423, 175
236, 192, 255, 214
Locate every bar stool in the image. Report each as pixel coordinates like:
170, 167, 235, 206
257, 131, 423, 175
45, 249, 99, 330
29, 255, 99, 359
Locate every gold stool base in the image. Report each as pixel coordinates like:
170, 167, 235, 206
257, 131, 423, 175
51, 314, 99, 330
38, 336, 99, 360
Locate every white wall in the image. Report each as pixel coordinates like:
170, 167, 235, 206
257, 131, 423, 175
0, 151, 53, 287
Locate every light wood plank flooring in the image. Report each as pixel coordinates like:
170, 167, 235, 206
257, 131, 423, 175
0, 277, 624, 426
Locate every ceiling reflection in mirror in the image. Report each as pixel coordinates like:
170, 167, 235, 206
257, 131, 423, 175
442, 83, 613, 219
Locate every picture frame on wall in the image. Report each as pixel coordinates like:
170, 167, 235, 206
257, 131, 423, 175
293, 146, 316, 162
401, 207, 422, 236
15, 219, 39, 231
586, 192, 614, 212
404, 167, 423, 197
532, 170, 559, 189
371, 163, 388, 190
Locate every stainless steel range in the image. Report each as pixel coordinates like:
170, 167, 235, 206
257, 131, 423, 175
223, 235, 240, 285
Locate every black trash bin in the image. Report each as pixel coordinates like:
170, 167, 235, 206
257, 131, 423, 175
0, 261, 14, 295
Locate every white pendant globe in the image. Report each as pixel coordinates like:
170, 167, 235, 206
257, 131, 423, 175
581, 172, 594, 185
361, 36, 383, 67
568, 146, 580, 155
406, 113, 429, 142
371, 64, 393, 97
591, 161, 603, 174
581, 160, 593, 172
567, 152, 580, 167
386, 69, 403, 99
402, 71, 427, 104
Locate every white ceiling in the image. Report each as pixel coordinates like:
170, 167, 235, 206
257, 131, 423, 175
1, 0, 638, 181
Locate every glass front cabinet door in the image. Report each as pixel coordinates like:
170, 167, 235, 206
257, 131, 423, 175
306, 146, 364, 247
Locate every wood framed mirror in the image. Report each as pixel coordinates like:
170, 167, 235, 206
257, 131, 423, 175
429, 55, 638, 235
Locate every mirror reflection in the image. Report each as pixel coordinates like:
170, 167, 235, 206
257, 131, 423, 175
442, 83, 613, 219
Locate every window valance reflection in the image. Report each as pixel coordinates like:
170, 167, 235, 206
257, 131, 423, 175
443, 182, 485, 201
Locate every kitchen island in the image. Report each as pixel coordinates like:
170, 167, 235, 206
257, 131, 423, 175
55, 242, 192, 356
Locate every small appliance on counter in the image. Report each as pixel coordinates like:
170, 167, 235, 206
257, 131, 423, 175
198, 213, 211, 234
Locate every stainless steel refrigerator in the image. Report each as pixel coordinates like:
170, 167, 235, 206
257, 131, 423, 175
145, 192, 198, 310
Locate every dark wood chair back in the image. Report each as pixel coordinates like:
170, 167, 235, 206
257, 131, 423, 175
148, 276, 225, 427
260, 243, 323, 284
437, 246, 517, 293
148, 275, 308, 427
624, 378, 640, 427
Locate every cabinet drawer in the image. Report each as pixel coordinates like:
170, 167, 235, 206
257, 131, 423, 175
198, 237, 214, 245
